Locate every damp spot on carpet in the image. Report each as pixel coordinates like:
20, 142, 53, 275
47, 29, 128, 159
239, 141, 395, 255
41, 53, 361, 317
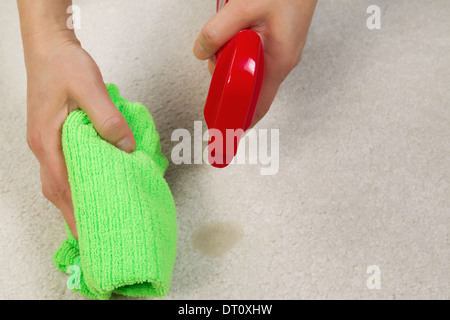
191, 221, 244, 258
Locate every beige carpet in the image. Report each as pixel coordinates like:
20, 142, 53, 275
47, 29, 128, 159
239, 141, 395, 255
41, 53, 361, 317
0, 0, 448, 299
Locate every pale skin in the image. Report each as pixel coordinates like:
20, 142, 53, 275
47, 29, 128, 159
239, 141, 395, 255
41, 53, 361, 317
17, 0, 317, 239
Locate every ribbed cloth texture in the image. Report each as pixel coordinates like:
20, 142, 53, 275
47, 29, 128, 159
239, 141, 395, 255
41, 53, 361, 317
52, 83, 177, 300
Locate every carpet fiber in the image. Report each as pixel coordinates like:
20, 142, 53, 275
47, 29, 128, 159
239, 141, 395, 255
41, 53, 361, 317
0, 0, 448, 299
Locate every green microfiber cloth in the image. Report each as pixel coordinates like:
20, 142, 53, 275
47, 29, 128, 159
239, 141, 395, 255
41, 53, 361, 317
52, 83, 177, 300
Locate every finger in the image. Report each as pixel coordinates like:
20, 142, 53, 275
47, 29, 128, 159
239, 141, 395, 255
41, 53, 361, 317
193, 0, 262, 60
41, 166, 78, 239
208, 58, 216, 75
39, 122, 78, 239
69, 68, 136, 153
249, 59, 283, 128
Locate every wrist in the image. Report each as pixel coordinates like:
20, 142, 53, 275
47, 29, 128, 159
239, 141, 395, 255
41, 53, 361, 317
22, 29, 80, 64
17, 0, 79, 62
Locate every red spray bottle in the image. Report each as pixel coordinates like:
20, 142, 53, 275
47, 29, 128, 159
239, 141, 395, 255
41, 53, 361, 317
204, 0, 265, 168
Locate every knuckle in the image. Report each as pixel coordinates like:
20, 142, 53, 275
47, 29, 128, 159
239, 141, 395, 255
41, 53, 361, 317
26, 130, 43, 154
41, 181, 70, 204
202, 24, 218, 49
41, 183, 54, 202
291, 54, 302, 70
280, 53, 302, 79
100, 115, 124, 135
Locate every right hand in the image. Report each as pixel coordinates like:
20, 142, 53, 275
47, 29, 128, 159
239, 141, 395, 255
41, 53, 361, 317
24, 32, 136, 239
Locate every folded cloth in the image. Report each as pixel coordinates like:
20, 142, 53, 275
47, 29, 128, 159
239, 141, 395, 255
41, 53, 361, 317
53, 84, 177, 300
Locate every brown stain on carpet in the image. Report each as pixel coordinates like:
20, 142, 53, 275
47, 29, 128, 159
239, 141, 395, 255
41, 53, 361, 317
191, 221, 244, 258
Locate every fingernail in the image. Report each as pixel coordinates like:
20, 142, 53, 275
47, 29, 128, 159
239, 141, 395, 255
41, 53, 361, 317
116, 137, 134, 153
